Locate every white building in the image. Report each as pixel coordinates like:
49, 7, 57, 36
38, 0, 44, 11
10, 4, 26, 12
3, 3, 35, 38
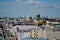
13, 24, 40, 40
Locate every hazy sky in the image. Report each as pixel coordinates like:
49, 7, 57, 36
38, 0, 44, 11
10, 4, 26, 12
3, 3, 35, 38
0, 0, 60, 17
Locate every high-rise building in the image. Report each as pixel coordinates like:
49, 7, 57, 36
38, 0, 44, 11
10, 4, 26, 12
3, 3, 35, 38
36, 14, 40, 20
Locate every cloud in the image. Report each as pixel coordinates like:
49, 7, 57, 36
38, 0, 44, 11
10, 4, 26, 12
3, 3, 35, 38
54, 2, 60, 9
28, 0, 40, 4
16, 0, 20, 3
0, 0, 60, 17
0, 0, 60, 9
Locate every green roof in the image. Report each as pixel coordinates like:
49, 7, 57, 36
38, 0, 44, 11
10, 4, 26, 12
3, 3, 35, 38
51, 24, 60, 27
52, 24, 60, 25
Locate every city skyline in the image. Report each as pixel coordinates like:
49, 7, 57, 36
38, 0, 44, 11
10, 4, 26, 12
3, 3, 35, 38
0, 0, 60, 18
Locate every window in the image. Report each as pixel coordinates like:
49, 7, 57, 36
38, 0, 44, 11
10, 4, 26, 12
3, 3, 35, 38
0, 39, 2, 40
0, 33, 2, 36
34, 33, 35, 35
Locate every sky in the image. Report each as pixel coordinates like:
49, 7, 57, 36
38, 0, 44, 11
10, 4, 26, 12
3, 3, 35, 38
0, 0, 60, 18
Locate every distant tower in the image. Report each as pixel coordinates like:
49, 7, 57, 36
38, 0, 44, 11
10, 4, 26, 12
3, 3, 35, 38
26, 15, 29, 18
24, 14, 29, 19
36, 14, 40, 20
